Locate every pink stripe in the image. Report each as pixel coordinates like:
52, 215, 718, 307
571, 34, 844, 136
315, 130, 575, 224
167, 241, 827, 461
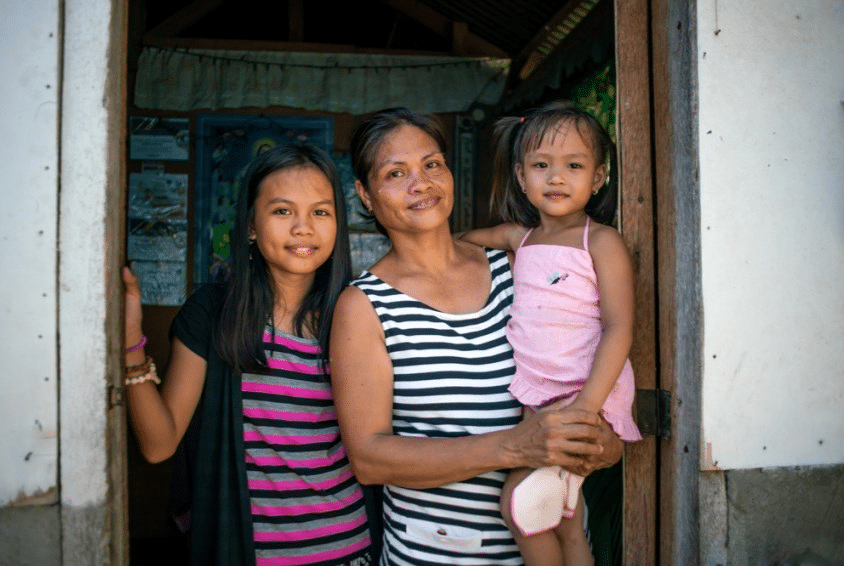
251, 489, 362, 517
255, 536, 370, 566
244, 430, 337, 445
266, 357, 323, 375
241, 381, 331, 400
262, 332, 322, 354
248, 469, 354, 492
246, 448, 346, 468
255, 511, 367, 542
243, 407, 337, 423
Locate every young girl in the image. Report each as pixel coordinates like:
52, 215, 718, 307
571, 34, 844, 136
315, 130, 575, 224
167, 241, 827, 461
460, 101, 642, 566
122, 144, 373, 566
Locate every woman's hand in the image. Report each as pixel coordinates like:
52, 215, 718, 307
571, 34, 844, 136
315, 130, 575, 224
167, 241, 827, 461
122, 266, 144, 350
508, 402, 623, 477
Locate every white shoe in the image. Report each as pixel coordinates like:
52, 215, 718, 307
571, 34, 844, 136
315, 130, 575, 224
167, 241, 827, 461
510, 467, 584, 536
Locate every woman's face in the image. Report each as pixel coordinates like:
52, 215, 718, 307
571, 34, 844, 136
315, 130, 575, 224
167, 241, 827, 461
355, 124, 453, 235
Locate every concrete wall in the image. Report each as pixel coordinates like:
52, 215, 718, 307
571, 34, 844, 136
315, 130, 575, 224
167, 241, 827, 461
696, 1, 844, 563
0, 1, 62, 563
0, 0, 126, 564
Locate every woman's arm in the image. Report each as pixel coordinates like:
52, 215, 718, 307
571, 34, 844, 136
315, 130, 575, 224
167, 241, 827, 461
329, 285, 613, 488
568, 226, 636, 415
123, 267, 207, 463
457, 222, 527, 252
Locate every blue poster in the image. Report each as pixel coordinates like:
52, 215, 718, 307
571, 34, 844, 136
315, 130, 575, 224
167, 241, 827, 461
194, 114, 333, 285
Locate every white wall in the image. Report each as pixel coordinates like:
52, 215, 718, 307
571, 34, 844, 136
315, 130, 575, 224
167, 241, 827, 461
0, 1, 60, 506
59, 0, 116, 514
698, 1, 844, 469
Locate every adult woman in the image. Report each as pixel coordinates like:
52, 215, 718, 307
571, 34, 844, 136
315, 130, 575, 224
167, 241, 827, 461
329, 108, 623, 565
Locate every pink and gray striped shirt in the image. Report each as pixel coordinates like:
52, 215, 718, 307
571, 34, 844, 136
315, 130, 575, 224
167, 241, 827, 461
241, 329, 370, 566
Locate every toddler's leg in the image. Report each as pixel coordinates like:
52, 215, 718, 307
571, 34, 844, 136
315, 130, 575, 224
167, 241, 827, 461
554, 488, 594, 566
501, 468, 564, 566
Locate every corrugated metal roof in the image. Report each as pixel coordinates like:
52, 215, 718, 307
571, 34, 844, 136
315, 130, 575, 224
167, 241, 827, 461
416, 0, 563, 56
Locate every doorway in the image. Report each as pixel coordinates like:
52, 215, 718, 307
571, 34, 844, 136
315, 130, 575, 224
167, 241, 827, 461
118, 0, 664, 563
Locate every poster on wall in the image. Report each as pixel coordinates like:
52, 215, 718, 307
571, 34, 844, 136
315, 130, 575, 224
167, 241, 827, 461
126, 172, 189, 305
332, 152, 374, 232
129, 117, 190, 161
193, 114, 333, 285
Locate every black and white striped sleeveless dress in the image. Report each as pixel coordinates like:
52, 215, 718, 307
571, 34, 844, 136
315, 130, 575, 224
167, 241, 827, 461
352, 248, 524, 566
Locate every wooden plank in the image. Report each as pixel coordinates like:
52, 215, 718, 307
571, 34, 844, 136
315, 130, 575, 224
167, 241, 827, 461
108, 1, 130, 563
614, 0, 659, 564
650, 1, 700, 563
145, 0, 226, 38
649, 1, 677, 562
141, 35, 450, 57
288, 0, 304, 42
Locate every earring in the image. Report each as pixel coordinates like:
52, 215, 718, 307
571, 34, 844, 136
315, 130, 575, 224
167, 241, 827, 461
249, 239, 255, 260
592, 187, 600, 195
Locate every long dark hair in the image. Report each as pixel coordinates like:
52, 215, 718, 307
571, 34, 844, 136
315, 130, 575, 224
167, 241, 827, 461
490, 100, 618, 226
350, 107, 448, 235
215, 143, 352, 373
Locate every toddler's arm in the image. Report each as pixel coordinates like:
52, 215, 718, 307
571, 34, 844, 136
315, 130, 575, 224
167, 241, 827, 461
457, 222, 526, 252
569, 225, 635, 415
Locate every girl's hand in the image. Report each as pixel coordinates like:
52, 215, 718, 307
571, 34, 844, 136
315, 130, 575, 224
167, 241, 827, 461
122, 266, 144, 349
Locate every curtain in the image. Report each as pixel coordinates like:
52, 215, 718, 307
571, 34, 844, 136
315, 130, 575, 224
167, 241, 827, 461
134, 47, 510, 114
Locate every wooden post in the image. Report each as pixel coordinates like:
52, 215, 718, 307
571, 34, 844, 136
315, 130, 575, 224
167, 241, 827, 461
615, 0, 659, 563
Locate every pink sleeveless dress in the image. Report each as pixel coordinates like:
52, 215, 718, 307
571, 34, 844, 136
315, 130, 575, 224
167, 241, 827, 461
507, 218, 641, 442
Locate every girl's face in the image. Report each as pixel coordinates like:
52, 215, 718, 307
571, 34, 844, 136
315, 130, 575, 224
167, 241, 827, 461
355, 124, 453, 235
516, 120, 606, 223
249, 166, 337, 284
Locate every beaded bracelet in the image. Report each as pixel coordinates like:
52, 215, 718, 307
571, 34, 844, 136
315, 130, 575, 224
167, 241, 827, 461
125, 335, 147, 353
126, 355, 153, 375
125, 356, 160, 386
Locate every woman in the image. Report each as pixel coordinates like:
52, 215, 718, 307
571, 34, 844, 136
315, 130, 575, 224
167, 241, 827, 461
329, 107, 623, 565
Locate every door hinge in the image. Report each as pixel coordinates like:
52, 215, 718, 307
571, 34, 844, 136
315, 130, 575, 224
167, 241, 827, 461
636, 388, 671, 438
108, 384, 125, 408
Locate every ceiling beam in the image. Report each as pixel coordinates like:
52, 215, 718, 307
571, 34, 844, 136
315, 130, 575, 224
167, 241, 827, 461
382, 0, 507, 57
145, 0, 227, 38
513, 0, 600, 80
141, 35, 450, 57
288, 0, 304, 42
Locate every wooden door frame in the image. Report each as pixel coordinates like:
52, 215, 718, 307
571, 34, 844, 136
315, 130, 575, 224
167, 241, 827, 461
650, 1, 701, 564
108, 0, 131, 563
615, 0, 659, 563
616, 1, 701, 564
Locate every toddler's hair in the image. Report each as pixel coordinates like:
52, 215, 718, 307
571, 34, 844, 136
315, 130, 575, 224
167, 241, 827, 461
490, 100, 618, 226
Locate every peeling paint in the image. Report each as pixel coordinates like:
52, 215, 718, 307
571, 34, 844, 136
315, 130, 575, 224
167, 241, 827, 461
6, 486, 58, 507
702, 441, 722, 471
